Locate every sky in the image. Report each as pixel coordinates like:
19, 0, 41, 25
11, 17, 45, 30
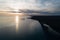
0, 0, 60, 13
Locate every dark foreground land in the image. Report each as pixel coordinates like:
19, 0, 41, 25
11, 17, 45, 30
31, 16, 60, 40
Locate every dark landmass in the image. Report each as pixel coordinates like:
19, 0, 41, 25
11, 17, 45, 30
31, 15, 60, 40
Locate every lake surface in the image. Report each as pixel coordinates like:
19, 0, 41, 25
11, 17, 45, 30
0, 15, 45, 40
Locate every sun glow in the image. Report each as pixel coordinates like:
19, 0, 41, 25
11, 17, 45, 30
9, 13, 26, 16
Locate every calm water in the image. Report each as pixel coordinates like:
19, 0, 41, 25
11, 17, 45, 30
0, 15, 45, 40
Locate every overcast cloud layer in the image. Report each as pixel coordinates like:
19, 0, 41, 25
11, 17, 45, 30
0, 0, 60, 13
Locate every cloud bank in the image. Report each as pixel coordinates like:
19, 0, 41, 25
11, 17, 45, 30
0, 0, 60, 13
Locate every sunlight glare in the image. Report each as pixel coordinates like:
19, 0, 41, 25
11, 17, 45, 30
15, 15, 19, 32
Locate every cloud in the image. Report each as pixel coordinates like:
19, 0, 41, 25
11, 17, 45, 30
38, 0, 60, 13
0, 0, 60, 13
0, 0, 38, 10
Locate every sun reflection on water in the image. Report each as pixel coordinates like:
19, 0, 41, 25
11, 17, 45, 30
15, 15, 19, 33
